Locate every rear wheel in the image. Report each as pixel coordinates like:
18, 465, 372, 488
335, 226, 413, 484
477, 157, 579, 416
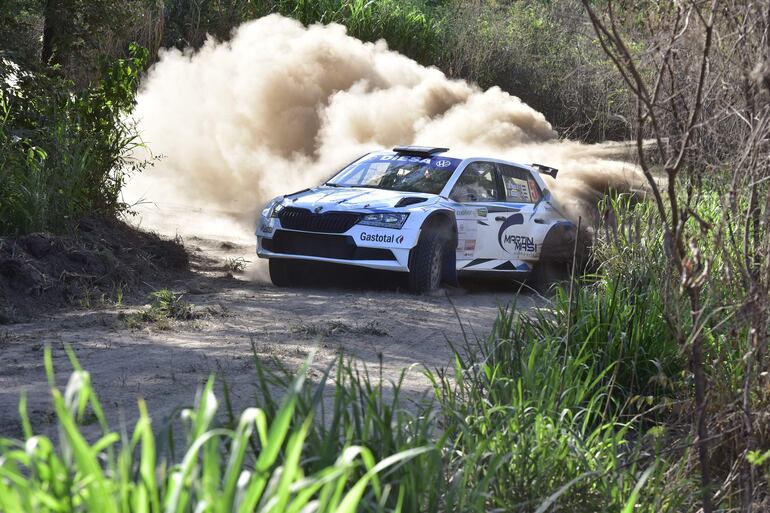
531, 260, 570, 293
408, 230, 449, 294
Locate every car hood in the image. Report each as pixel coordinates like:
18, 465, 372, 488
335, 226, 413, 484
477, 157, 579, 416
285, 187, 437, 211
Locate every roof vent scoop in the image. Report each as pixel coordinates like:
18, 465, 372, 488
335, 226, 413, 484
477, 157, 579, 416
392, 145, 449, 157
531, 163, 558, 179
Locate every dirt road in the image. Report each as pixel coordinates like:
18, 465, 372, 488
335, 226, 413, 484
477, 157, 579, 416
0, 213, 539, 437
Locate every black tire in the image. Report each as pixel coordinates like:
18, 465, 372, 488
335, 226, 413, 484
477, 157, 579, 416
269, 258, 294, 287
531, 260, 570, 294
408, 230, 449, 294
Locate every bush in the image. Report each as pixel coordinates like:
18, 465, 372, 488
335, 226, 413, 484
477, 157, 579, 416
160, 0, 444, 65
438, 0, 633, 141
0, 44, 149, 235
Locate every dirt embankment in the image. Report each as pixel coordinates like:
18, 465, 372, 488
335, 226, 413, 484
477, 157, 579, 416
0, 217, 189, 323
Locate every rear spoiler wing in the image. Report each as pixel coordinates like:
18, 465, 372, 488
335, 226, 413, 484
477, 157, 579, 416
393, 145, 449, 157
531, 163, 558, 179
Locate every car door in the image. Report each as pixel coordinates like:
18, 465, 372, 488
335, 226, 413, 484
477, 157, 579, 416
447, 160, 508, 269
494, 163, 553, 264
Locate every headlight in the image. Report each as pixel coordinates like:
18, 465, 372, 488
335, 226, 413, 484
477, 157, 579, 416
358, 212, 409, 229
271, 203, 285, 218
261, 197, 284, 218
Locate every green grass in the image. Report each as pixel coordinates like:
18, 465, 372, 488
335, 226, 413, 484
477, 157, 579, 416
0, 191, 756, 512
248, 349, 442, 512
0, 347, 429, 513
426, 295, 690, 512
150, 289, 194, 320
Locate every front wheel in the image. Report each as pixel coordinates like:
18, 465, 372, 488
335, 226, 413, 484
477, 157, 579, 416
408, 230, 449, 294
269, 258, 295, 287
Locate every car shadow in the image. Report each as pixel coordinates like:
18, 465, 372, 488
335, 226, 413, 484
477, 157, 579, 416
266, 260, 534, 296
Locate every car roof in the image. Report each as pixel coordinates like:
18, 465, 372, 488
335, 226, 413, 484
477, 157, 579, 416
375, 148, 536, 172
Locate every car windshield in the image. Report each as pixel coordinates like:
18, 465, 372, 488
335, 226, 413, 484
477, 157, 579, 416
328, 153, 462, 194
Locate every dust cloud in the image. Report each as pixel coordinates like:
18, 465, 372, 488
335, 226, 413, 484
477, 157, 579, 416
125, 14, 646, 239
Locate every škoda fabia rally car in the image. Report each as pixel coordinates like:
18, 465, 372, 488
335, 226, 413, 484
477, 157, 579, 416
256, 146, 577, 293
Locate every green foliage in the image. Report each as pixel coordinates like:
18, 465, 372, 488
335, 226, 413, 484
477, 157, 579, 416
161, 0, 444, 65
270, 0, 443, 64
0, 0, 41, 64
153, 0, 632, 141
0, 322, 693, 513
0, 0, 636, 239
120, 288, 195, 328
250, 351, 443, 512
594, 191, 751, 394
0, 186, 722, 512
0, 44, 149, 235
224, 257, 249, 273
0, 347, 427, 513
426, 287, 689, 512
150, 288, 194, 320
439, 0, 631, 140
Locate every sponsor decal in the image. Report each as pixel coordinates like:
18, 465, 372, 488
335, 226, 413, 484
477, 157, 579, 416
376, 155, 432, 164
497, 213, 524, 251
456, 207, 487, 217
504, 177, 532, 202
360, 232, 405, 244
259, 223, 273, 233
497, 213, 536, 253
504, 234, 536, 252
367, 154, 462, 170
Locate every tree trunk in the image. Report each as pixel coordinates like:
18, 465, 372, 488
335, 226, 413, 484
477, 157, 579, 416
42, 0, 63, 67
690, 287, 713, 513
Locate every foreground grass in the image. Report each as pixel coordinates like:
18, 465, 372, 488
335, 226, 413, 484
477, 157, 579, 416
0, 347, 429, 513
0, 273, 699, 512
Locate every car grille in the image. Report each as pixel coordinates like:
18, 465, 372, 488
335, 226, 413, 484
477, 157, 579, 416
262, 231, 395, 261
277, 207, 360, 233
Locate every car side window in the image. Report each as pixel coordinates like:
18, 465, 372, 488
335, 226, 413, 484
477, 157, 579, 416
498, 164, 542, 203
449, 161, 501, 202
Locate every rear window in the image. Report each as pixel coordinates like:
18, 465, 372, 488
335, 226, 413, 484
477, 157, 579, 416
498, 164, 541, 203
328, 153, 462, 194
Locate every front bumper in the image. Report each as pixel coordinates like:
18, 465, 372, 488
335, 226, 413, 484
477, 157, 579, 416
257, 223, 417, 272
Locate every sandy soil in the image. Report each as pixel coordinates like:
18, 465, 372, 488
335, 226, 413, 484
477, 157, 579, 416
0, 211, 540, 438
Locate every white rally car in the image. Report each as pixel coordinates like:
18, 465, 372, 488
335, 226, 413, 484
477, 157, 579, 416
256, 146, 577, 293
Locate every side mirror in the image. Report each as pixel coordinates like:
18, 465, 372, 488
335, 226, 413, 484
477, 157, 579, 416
542, 189, 552, 201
